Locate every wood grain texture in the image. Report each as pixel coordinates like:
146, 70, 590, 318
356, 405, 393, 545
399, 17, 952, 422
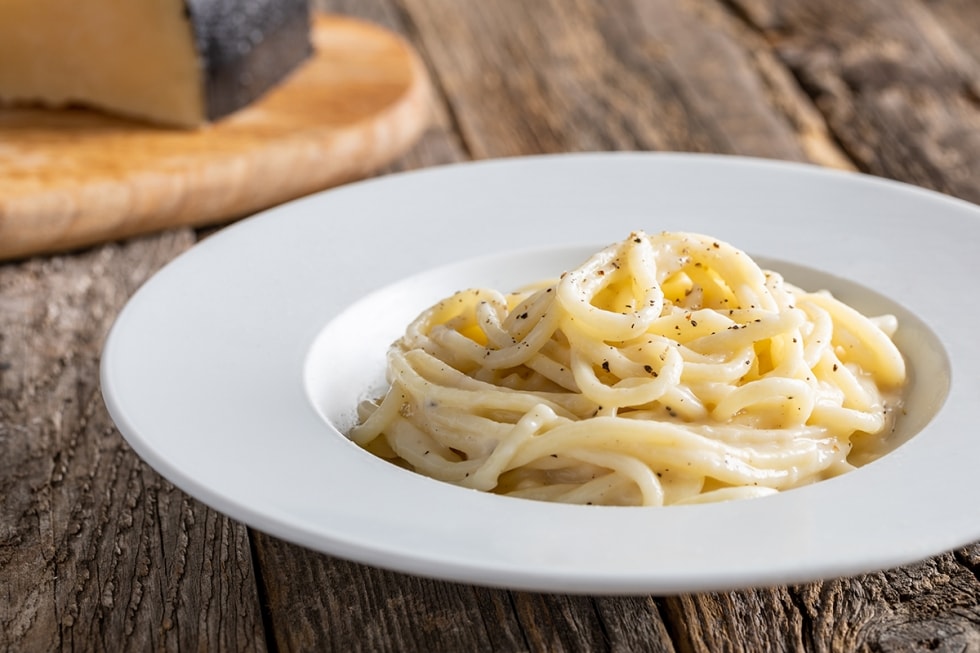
726, 0, 980, 204
253, 534, 680, 653
399, 0, 852, 168
665, 549, 980, 652
923, 0, 980, 64
0, 233, 267, 652
0, 13, 431, 261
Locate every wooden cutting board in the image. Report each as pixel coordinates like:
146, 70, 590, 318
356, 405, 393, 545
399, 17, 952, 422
0, 13, 431, 261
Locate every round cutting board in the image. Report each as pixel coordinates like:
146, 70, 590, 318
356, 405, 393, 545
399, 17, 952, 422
0, 13, 432, 260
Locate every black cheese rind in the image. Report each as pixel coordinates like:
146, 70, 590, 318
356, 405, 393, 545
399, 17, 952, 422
185, 0, 312, 121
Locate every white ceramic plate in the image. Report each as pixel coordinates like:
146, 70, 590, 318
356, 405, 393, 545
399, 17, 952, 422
101, 153, 980, 595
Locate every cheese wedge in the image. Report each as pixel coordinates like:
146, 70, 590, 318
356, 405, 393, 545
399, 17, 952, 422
0, 0, 311, 127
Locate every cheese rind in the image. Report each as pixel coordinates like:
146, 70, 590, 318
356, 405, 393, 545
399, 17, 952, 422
0, 0, 311, 127
187, 0, 312, 121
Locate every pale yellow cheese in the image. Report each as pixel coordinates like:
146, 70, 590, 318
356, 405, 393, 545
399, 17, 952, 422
0, 0, 206, 126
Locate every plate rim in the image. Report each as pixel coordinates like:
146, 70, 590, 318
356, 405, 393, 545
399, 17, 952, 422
101, 152, 980, 594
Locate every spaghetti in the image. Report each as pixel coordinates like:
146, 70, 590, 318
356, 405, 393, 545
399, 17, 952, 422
350, 231, 906, 506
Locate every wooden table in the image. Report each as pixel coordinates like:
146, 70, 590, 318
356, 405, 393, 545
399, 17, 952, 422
3, 0, 979, 650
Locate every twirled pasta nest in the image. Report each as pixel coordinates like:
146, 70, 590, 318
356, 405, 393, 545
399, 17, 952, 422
351, 231, 906, 506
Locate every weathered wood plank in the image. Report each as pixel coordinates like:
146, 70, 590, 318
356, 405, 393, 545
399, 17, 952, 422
664, 552, 980, 652
794, 555, 980, 652
514, 592, 679, 652
398, 0, 851, 167
251, 536, 520, 652
252, 534, 681, 652
0, 233, 267, 652
922, 0, 980, 64
726, 0, 980, 203
663, 587, 807, 652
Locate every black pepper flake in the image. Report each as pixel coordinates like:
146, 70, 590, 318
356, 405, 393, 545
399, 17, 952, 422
518, 312, 528, 319
833, 363, 839, 371
691, 319, 698, 327
601, 361, 610, 372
